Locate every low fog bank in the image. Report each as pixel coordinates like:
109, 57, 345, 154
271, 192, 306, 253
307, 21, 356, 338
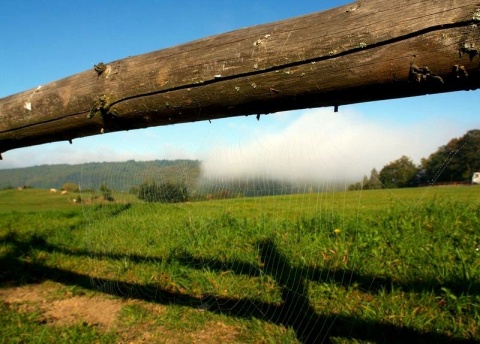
196, 175, 347, 198
199, 108, 468, 189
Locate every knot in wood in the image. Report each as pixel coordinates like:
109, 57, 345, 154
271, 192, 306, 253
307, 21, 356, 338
88, 95, 116, 119
94, 62, 107, 75
452, 65, 469, 80
409, 65, 444, 85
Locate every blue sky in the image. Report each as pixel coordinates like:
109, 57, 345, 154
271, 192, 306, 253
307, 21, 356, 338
1, 1, 479, 183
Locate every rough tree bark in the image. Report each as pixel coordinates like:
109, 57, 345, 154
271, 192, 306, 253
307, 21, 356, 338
1, 0, 480, 157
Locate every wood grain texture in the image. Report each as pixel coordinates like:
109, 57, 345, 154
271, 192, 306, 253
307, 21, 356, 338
1, 0, 480, 154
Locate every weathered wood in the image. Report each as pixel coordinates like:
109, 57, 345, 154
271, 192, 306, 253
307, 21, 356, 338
1, 0, 480, 155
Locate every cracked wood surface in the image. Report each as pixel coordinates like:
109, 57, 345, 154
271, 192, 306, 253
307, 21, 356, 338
1, 0, 480, 155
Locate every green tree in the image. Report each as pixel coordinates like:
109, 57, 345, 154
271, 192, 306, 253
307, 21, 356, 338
421, 129, 480, 184
348, 181, 363, 191
348, 168, 383, 191
100, 183, 114, 201
61, 182, 80, 192
364, 168, 382, 189
362, 175, 369, 189
138, 181, 188, 203
379, 156, 419, 188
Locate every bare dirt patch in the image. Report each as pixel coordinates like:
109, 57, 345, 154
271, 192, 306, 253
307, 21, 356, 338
189, 321, 241, 343
0, 281, 243, 343
0, 281, 123, 329
44, 295, 122, 328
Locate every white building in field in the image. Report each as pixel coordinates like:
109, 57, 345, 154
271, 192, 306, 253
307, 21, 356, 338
472, 172, 480, 184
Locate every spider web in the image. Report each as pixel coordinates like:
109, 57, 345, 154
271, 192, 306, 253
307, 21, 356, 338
77, 108, 477, 343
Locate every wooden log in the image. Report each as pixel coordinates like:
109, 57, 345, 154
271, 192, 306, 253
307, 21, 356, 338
1, 0, 480, 156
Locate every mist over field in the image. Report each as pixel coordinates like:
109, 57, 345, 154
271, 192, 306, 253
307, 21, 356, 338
200, 108, 469, 186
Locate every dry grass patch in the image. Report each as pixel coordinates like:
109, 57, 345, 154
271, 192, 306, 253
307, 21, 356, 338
0, 281, 243, 343
0, 281, 123, 329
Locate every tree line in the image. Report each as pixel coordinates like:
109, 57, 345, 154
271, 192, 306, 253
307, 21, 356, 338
349, 129, 480, 190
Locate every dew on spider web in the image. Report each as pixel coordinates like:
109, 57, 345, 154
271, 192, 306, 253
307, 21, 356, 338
78, 109, 477, 343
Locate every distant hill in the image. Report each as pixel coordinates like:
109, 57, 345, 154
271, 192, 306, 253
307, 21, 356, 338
0, 159, 334, 197
0, 160, 201, 191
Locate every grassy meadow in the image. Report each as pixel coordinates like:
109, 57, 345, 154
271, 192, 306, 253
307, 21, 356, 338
0, 186, 479, 343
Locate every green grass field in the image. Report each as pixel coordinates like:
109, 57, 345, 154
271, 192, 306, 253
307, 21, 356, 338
1, 186, 479, 343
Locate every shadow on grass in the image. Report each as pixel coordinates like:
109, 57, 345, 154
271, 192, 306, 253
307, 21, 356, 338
3, 231, 477, 297
0, 233, 478, 344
